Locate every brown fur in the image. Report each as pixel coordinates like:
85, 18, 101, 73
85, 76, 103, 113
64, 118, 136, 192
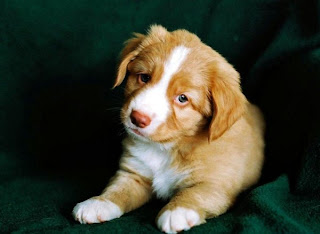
85, 25, 265, 231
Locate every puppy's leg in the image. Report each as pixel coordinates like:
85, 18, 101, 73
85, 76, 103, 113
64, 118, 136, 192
73, 170, 152, 224
156, 183, 236, 233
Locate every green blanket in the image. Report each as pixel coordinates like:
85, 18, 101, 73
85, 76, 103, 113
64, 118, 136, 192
1, 0, 319, 233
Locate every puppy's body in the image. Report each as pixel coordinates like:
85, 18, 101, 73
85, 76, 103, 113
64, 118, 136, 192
73, 25, 265, 233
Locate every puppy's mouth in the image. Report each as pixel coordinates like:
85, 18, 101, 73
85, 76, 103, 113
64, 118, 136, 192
126, 126, 147, 138
130, 128, 144, 136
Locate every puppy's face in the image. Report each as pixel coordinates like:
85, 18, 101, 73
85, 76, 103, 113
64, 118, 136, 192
114, 26, 246, 143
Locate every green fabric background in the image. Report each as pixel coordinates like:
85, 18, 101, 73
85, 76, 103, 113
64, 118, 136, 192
1, 0, 320, 233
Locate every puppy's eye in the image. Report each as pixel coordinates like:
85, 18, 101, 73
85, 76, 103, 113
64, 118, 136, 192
138, 74, 151, 84
175, 94, 189, 105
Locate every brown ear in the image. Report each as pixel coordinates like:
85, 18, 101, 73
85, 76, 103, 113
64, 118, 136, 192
113, 33, 145, 88
209, 60, 247, 141
113, 25, 169, 88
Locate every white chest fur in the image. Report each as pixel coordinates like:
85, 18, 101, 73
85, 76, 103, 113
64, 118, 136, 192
125, 139, 188, 199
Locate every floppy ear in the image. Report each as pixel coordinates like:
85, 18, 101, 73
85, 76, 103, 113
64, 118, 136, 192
113, 25, 169, 88
113, 33, 145, 88
209, 60, 247, 141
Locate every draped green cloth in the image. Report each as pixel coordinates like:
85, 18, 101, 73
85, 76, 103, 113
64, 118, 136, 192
1, 0, 319, 232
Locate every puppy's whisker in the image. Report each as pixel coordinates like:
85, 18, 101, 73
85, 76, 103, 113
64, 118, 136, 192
105, 107, 122, 112
118, 127, 127, 137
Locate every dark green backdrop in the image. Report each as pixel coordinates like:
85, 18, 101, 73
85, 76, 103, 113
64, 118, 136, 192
1, 0, 320, 233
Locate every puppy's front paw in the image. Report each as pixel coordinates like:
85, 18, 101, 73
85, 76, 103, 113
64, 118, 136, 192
157, 207, 202, 233
72, 197, 123, 224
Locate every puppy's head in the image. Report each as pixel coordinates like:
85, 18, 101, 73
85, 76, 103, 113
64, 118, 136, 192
114, 25, 247, 143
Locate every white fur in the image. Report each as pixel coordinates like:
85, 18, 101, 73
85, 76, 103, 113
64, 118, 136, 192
157, 207, 201, 233
125, 139, 189, 199
72, 198, 123, 224
124, 46, 190, 136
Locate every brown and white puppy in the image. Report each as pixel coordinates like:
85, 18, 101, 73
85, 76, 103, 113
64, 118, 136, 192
73, 25, 265, 233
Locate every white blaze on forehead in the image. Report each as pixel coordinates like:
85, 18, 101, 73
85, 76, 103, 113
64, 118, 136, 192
128, 45, 190, 135
161, 45, 191, 89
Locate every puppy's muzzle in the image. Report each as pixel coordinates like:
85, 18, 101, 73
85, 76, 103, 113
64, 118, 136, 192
130, 110, 152, 128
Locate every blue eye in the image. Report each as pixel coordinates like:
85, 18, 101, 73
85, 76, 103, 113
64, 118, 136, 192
177, 94, 188, 103
138, 74, 151, 83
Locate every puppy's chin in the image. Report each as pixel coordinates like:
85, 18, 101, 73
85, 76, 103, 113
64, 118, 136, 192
124, 125, 176, 144
125, 127, 151, 142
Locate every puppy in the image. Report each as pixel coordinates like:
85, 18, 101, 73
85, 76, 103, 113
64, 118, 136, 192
73, 25, 265, 233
